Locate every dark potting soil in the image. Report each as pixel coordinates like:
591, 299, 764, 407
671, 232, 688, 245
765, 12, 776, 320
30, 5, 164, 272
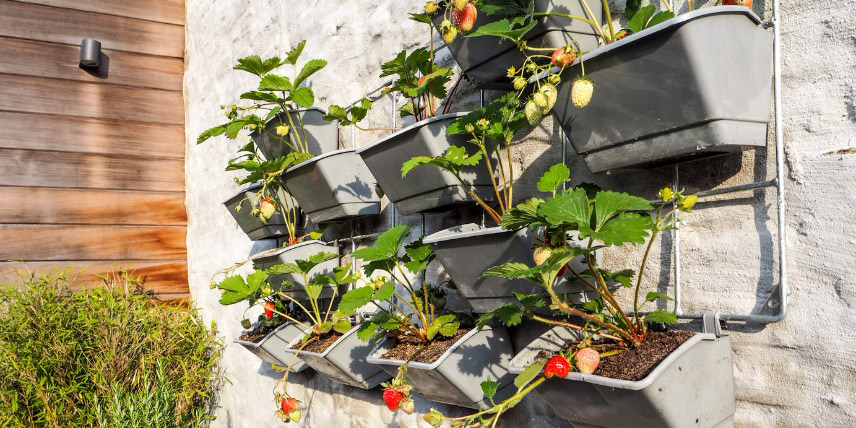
536, 330, 694, 381
381, 329, 471, 364
291, 331, 343, 354
239, 322, 282, 343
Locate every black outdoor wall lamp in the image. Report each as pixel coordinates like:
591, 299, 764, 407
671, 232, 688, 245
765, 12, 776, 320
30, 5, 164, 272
79, 39, 101, 68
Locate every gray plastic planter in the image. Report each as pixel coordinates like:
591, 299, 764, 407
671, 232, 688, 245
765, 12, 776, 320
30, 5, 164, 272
423, 224, 596, 313
510, 326, 735, 427
252, 108, 339, 160
234, 322, 309, 372
366, 326, 517, 409
282, 325, 391, 389
223, 184, 299, 241
549, 7, 773, 173
355, 113, 497, 215
282, 149, 381, 223
251, 240, 340, 299
432, 0, 601, 88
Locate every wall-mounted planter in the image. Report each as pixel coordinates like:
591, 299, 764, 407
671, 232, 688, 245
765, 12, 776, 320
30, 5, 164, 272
355, 113, 496, 215
251, 240, 340, 299
550, 7, 773, 173
223, 184, 299, 241
282, 149, 381, 223
282, 325, 390, 389
366, 326, 517, 409
423, 224, 596, 313
432, 0, 601, 88
509, 327, 735, 427
252, 108, 339, 160
234, 322, 309, 372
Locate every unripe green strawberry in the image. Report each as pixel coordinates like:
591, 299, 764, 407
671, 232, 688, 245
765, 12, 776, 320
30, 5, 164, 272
288, 410, 301, 422
240, 319, 252, 329
533, 246, 552, 266
258, 197, 276, 223
442, 24, 458, 44
524, 100, 543, 125
453, 0, 469, 10
533, 92, 549, 110
513, 76, 527, 91
574, 347, 600, 374
548, 74, 561, 85
424, 1, 438, 15
275, 124, 290, 136
571, 78, 594, 108
540, 83, 558, 111
400, 398, 415, 415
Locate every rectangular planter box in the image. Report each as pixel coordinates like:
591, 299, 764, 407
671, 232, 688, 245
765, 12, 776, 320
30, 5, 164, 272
234, 322, 309, 372
223, 184, 299, 241
432, 0, 601, 88
510, 326, 735, 427
252, 108, 339, 160
355, 113, 497, 215
282, 149, 381, 223
550, 7, 773, 173
282, 325, 391, 389
423, 224, 597, 313
366, 326, 517, 409
251, 240, 341, 300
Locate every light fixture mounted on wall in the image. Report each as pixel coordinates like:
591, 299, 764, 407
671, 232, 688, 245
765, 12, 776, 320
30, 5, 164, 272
79, 39, 101, 68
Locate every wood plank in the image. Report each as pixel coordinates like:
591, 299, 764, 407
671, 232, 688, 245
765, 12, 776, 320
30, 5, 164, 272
0, 260, 189, 294
0, 112, 185, 158
0, 1, 184, 57
12, 0, 185, 26
0, 74, 184, 124
0, 38, 184, 91
0, 225, 187, 260
0, 148, 185, 192
0, 187, 186, 225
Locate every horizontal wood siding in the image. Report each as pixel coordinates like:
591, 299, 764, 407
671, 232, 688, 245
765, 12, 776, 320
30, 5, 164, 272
0, 0, 188, 296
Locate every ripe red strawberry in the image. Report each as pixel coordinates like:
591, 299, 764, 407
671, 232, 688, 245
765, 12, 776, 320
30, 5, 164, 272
383, 388, 405, 412
453, 3, 477, 33
551, 47, 575, 67
574, 348, 601, 374
264, 302, 275, 319
418, 76, 427, 87
280, 397, 298, 414
544, 355, 571, 379
722, 0, 752, 6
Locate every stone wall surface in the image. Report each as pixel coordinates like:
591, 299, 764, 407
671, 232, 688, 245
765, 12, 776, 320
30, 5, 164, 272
184, 0, 856, 427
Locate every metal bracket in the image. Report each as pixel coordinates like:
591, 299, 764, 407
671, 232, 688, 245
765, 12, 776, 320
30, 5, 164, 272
702, 312, 726, 338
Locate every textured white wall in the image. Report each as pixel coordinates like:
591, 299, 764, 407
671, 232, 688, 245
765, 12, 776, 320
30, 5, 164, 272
184, 1, 856, 426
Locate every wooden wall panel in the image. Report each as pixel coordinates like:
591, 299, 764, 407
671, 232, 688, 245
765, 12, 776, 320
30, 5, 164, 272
0, 75, 184, 124
0, 38, 184, 91
0, 1, 184, 57
0, 225, 187, 261
0, 187, 187, 225
12, 0, 185, 25
0, 112, 185, 158
0, 148, 185, 192
0, 261, 189, 294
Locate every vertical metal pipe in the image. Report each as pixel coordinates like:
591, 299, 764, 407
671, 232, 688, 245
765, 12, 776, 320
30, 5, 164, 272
772, 0, 788, 320
673, 165, 683, 315
560, 128, 567, 191
480, 89, 485, 108
391, 93, 397, 228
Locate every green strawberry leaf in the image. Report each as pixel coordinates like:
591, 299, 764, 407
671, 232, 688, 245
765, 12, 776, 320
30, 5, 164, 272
338, 286, 374, 313
500, 198, 545, 230
234, 55, 285, 77
645, 291, 674, 303
356, 321, 380, 341
586, 212, 653, 246
537, 188, 590, 227
481, 377, 498, 399
258, 74, 292, 91
285, 40, 306, 65
333, 319, 352, 334
514, 360, 546, 391
289, 87, 314, 108
645, 310, 678, 324
294, 59, 327, 88
372, 281, 396, 302
593, 191, 654, 231
537, 164, 571, 195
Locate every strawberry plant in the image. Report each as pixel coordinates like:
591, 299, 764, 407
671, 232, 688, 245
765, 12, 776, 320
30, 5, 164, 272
424, 164, 698, 426
197, 40, 328, 244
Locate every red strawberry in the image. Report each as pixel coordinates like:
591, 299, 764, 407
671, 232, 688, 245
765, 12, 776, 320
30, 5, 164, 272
418, 76, 427, 87
544, 355, 571, 379
280, 397, 298, 414
383, 388, 405, 412
574, 348, 601, 374
551, 47, 576, 67
722, 0, 752, 6
453, 3, 477, 33
264, 302, 275, 319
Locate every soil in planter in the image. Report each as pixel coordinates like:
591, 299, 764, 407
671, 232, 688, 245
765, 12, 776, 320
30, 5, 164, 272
291, 331, 343, 354
381, 329, 471, 364
240, 321, 284, 343
536, 330, 694, 381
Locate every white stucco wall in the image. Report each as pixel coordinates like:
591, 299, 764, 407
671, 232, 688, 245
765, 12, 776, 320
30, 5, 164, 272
183, 1, 856, 426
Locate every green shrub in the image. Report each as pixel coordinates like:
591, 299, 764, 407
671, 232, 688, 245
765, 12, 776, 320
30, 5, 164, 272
0, 270, 222, 428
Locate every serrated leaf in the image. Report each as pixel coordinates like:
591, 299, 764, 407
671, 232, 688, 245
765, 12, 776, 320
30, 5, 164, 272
438, 321, 459, 337
356, 321, 380, 341
285, 40, 306, 65
409, 12, 431, 24
372, 281, 396, 302
482, 262, 541, 284
290, 87, 314, 108
405, 240, 434, 262
538, 188, 590, 227
338, 286, 374, 313
225, 120, 247, 139
496, 305, 524, 326
426, 325, 440, 340
294, 59, 327, 88
514, 360, 546, 391
265, 263, 301, 275
305, 284, 323, 300
537, 164, 571, 194
593, 191, 654, 231
215, 275, 252, 305
317, 321, 333, 334
481, 377, 498, 399
645, 291, 674, 303
356, 225, 409, 261
514, 292, 546, 309
626, 5, 656, 34
646, 310, 678, 324
258, 74, 292, 91
648, 11, 675, 28
234, 55, 284, 76
333, 319, 352, 334
500, 198, 544, 230
197, 124, 226, 144
587, 213, 653, 246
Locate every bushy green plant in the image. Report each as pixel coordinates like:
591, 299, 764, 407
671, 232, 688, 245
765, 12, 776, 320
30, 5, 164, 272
0, 270, 222, 428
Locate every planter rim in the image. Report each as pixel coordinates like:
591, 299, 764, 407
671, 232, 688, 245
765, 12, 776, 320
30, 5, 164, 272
354, 112, 470, 156
250, 239, 331, 261
222, 182, 265, 205
531, 6, 762, 84
249, 107, 331, 137
511, 331, 717, 391
423, 224, 518, 245
284, 324, 361, 358
232, 321, 293, 348
366, 326, 494, 371
284, 148, 355, 173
